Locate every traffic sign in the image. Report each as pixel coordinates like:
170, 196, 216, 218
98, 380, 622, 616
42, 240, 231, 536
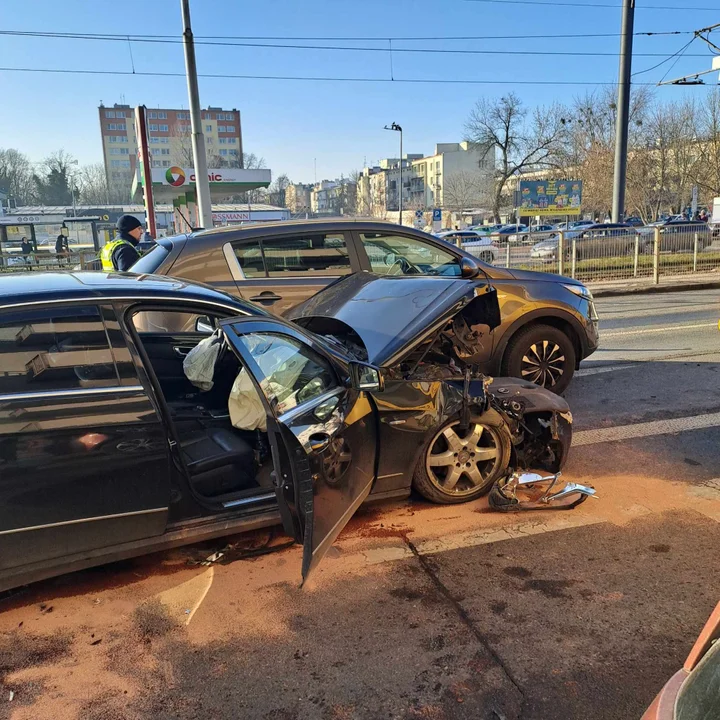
415, 209, 423, 218
432, 209, 442, 221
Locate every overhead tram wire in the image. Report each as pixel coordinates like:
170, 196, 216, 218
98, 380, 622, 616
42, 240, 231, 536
0, 29, 699, 41
0, 30, 712, 58
464, 0, 718, 9
0, 66, 664, 86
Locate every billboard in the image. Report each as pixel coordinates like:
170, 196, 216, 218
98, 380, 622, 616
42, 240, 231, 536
151, 167, 271, 187
517, 180, 582, 216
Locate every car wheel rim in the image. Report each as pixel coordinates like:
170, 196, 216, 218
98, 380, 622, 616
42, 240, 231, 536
520, 340, 565, 387
425, 421, 502, 496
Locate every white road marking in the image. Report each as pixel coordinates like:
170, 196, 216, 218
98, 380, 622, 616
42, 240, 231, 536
576, 364, 635, 377
574, 411, 720, 446
600, 322, 718, 340
601, 322, 716, 338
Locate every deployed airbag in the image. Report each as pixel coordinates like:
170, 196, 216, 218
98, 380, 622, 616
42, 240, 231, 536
183, 330, 223, 391
229, 369, 267, 432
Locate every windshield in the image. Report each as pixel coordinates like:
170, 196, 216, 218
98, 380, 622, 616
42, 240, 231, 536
130, 242, 170, 273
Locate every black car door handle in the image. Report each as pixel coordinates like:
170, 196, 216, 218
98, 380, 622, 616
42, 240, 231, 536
173, 346, 193, 357
249, 292, 282, 305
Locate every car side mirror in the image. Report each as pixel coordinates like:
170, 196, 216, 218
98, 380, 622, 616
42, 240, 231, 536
459, 256, 481, 278
348, 362, 384, 392
195, 316, 214, 334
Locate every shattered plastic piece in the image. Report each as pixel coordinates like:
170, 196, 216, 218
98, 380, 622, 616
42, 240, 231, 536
8, 691, 14, 702
200, 551, 225, 566
489, 471, 597, 512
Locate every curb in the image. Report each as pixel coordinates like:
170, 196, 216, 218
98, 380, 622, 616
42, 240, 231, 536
590, 280, 720, 298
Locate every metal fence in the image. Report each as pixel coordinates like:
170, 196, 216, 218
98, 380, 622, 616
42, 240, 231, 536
462, 226, 720, 284
0, 251, 101, 273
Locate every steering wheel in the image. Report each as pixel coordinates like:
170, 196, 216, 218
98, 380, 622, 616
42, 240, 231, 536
386, 256, 421, 275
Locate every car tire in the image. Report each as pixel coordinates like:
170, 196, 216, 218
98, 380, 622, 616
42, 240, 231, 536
412, 418, 512, 504
502, 323, 577, 395
479, 251, 494, 263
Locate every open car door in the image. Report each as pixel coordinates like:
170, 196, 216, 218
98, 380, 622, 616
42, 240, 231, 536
219, 317, 377, 582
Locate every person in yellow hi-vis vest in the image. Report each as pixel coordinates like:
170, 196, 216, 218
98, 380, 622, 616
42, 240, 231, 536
100, 215, 144, 272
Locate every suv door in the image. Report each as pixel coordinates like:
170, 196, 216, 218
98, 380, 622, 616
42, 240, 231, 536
225, 231, 356, 315
219, 317, 376, 580
0, 304, 170, 576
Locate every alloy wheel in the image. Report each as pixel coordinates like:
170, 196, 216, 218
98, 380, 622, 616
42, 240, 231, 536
520, 340, 565, 387
425, 421, 503, 497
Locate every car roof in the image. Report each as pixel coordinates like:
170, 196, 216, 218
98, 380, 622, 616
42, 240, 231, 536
0, 271, 258, 312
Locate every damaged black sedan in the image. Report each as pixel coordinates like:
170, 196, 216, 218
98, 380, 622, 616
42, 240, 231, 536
0, 272, 573, 590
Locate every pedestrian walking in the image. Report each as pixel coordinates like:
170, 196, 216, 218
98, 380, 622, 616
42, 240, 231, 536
20, 237, 34, 265
100, 215, 144, 272
55, 232, 70, 264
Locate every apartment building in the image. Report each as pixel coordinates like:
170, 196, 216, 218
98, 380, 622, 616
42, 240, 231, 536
98, 103, 243, 194
356, 141, 494, 216
285, 183, 313, 213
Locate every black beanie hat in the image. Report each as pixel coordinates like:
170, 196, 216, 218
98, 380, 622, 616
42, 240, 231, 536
117, 214, 143, 234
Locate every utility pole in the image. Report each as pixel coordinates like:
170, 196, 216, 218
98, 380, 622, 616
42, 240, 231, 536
611, 0, 635, 223
180, 0, 213, 229
384, 122, 403, 224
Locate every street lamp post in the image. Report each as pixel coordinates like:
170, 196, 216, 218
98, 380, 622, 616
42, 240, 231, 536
384, 123, 403, 224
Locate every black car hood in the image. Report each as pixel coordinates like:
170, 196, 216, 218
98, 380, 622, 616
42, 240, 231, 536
288, 273, 501, 367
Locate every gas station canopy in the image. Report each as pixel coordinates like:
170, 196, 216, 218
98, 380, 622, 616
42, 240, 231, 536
132, 166, 271, 204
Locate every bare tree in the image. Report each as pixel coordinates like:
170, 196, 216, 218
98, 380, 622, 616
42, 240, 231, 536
242, 153, 266, 169
465, 93, 568, 221
696, 89, 720, 199
0, 148, 34, 206
269, 173, 291, 207
33, 150, 77, 206
77, 163, 111, 205
442, 171, 489, 212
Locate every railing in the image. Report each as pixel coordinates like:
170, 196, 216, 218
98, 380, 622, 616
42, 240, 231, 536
462, 226, 720, 284
0, 251, 102, 273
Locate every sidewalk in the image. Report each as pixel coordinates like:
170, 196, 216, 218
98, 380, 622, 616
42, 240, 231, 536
588, 269, 720, 297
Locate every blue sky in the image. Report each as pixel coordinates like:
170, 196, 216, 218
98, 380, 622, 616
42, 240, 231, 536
1, 0, 718, 184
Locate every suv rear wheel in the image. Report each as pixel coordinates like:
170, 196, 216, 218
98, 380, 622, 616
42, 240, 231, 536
502, 323, 576, 394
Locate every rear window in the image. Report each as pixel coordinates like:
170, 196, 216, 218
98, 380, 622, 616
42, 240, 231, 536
130, 242, 170, 273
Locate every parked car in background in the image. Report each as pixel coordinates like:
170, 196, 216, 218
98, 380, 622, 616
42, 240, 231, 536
507, 224, 557, 244
490, 225, 529, 244
553, 220, 595, 232
469, 223, 504, 235
132, 220, 599, 393
0, 271, 573, 591
625, 216, 644, 227
435, 229, 499, 264
531, 223, 638, 262
637, 219, 712, 253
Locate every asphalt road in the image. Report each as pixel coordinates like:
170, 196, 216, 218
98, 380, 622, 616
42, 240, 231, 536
1, 288, 719, 720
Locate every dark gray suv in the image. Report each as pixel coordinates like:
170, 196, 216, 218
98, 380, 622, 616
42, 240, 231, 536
132, 220, 599, 393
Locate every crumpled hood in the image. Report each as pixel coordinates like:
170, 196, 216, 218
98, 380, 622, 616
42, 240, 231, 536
288, 273, 501, 367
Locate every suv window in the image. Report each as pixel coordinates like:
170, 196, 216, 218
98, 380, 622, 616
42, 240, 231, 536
0, 305, 120, 394
236, 332, 336, 415
130, 242, 170, 273
359, 232, 461, 277
233, 233, 352, 279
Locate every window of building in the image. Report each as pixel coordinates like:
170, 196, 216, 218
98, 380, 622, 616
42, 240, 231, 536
219, 149, 228, 156
205, 124, 212, 132
115, 111, 126, 118
176, 112, 187, 120
159, 124, 168, 132
105, 110, 115, 119
160, 137, 169, 144
218, 126, 226, 133
159, 148, 170, 155
218, 138, 227, 145
0, 305, 122, 394
227, 137, 236, 144
149, 137, 159, 144
157, 111, 167, 119
207, 138, 213, 144
229, 150, 239, 156
152, 160, 161, 168
359, 232, 460, 277
110, 160, 131, 168
149, 124, 158, 131
225, 113, 234, 121
162, 160, 171, 168
149, 112, 157, 119
226, 125, 235, 133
